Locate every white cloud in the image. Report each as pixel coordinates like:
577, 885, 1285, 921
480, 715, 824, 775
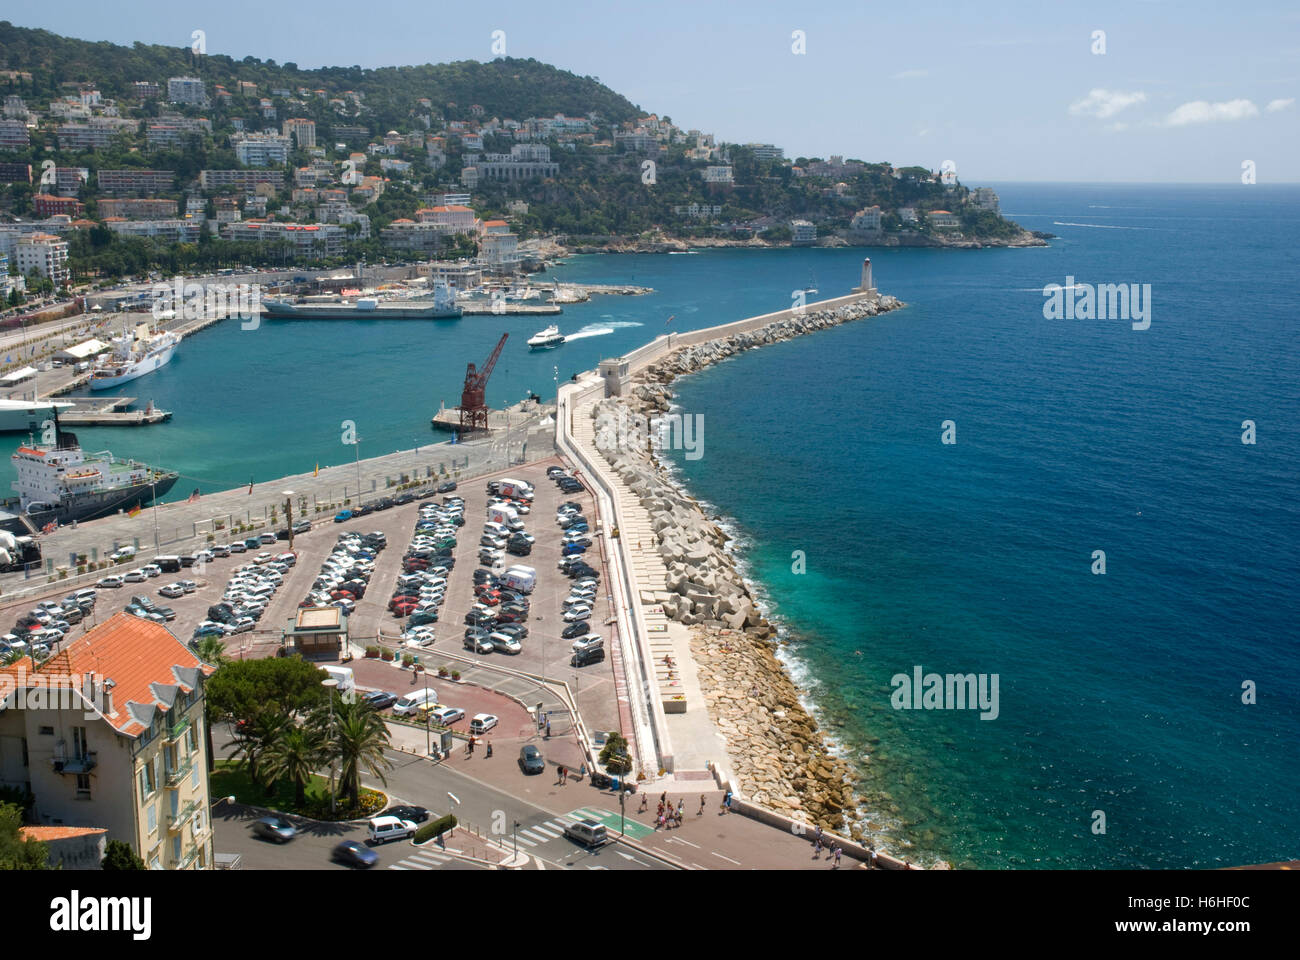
1266, 97, 1295, 112
1069, 89, 1147, 119
891, 69, 928, 80
1165, 98, 1260, 125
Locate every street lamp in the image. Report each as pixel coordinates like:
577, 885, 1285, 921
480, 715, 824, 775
620, 788, 627, 837
513, 819, 521, 860
282, 490, 294, 552
352, 435, 363, 505
322, 678, 338, 817
424, 671, 431, 757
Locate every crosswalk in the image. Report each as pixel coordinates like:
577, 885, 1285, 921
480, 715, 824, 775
388, 848, 457, 870
510, 812, 582, 848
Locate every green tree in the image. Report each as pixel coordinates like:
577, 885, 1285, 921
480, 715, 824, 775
260, 723, 324, 808
317, 697, 392, 807
599, 731, 632, 775
101, 839, 144, 870
205, 655, 326, 731
226, 711, 290, 791
0, 802, 48, 870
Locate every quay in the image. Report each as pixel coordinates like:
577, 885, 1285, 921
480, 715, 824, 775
459, 302, 562, 315
429, 397, 548, 434
57, 396, 172, 426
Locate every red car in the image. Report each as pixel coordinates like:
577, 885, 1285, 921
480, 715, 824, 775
478, 594, 501, 606
392, 601, 418, 617
388, 595, 418, 611
330, 589, 356, 601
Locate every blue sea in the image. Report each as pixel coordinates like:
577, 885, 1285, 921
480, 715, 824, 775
15, 183, 1299, 868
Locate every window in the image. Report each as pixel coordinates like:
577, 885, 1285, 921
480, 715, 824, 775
20, 738, 27, 768
185, 726, 196, 755
71, 726, 87, 760
190, 764, 199, 790
75, 773, 90, 798
139, 762, 155, 800
39, 726, 53, 736
146, 803, 156, 833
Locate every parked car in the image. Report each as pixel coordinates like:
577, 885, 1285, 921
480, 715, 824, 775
367, 816, 416, 844
252, 816, 298, 843
332, 840, 378, 868
427, 705, 465, 726
437, 481, 457, 493
470, 713, 499, 735
384, 804, 429, 824
334, 509, 353, 523
159, 583, 186, 599
490, 633, 521, 654
519, 744, 545, 775
572, 645, 605, 668
228, 542, 247, 553
562, 621, 591, 639
97, 575, 124, 589
463, 635, 494, 654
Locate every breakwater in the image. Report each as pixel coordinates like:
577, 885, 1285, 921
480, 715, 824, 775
586, 293, 905, 839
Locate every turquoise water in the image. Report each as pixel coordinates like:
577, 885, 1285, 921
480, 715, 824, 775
662, 184, 1300, 868
10, 184, 1297, 869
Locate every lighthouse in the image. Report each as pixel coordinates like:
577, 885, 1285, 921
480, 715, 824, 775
853, 257, 876, 296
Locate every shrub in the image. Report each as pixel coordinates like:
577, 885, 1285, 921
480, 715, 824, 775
437, 667, 448, 678
450, 670, 460, 681
380, 649, 394, 662
401, 653, 413, 667
365, 646, 379, 658
414, 813, 457, 843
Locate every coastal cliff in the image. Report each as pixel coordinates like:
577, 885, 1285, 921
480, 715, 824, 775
589, 295, 904, 839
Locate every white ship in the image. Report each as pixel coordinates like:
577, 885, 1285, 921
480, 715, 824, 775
527, 325, 565, 349
89, 321, 179, 391
0, 398, 75, 433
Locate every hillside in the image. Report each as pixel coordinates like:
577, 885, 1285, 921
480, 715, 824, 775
0, 22, 643, 127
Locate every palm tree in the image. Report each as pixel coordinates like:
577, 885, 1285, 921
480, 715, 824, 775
260, 724, 323, 808
226, 711, 289, 794
192, 636, 228, 774
320, 698, 393, 808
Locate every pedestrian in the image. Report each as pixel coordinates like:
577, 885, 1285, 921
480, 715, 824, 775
677, 798, 684, 819
833, 846, 842, 869
660, 791, 667, 807
699, 795, 706, 816
639, 795, 648, 813
545, 719, 551, 739
485, 740, 493, 758
814, 825, 823, 848
721, 789, 732, 813
657, 801, 664, 820
656, 812, 665, 831
869, 848, 878, 870
561, 766, 568, 785
466, 737, 474, 756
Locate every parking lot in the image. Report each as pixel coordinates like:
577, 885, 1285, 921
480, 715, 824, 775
0, 459, 627, 745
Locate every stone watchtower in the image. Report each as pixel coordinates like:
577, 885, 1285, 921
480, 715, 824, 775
599, 357, 630, 397
852, 257, 877, 296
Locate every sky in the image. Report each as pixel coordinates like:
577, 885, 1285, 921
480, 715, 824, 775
8, 0, 1300, 182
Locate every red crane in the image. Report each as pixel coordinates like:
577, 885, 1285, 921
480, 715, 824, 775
459, 333, 508, 435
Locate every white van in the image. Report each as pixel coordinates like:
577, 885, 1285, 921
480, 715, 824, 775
320, 665, 355, 694
392, 687, 437, 716
367, 816, 416, 844
501, 568, 535, 594
482, 521, 510, 539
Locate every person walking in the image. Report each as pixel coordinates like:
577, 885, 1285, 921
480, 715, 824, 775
677, 798, 684, 820
639, 795, 649, 813
561, 765, 568, 785
545, 719, 551, 739
833, 846, 842, 869
721, 789, 732, 813
813, 836, 822, 859
698, 795, 706, 816
485, 740, 493, 758
815, 825, 823, 848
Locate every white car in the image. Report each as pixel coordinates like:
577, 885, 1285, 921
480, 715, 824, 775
159, 583, 186, 598
178, 580, 198, 593
427, 706, 465, 726
141, 564, 162, 578
470, 713, 499, 734
563, 605, 592, 622
210, 544, 231, 557
123, 569, 148, 583
229, 617, 256, 634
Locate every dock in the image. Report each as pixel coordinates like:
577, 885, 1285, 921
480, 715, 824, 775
58, 396, 172, 426
430, 398, 552, 434
459, 302, 562, 315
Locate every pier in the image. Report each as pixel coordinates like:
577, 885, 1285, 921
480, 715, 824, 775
57, 396, 172, 426
459, 302, 562, 315
429, 398, 551, 433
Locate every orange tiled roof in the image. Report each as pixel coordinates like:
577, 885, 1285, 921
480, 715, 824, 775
20, 825, 107, 841
1, 613, 212, 737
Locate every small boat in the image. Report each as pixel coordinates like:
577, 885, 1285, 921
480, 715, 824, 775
527, 325, 565, 349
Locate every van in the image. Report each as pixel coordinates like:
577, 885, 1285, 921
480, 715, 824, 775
498, 478, 534, 500
501, 568, 535, 594
367, 816, 416, 845
486, 504, 524, 530
319, 665, 355, 694
482, 521, 509, 540
154, 556, 182, 573
563, 819, 608, 847
392, 687, 437, 716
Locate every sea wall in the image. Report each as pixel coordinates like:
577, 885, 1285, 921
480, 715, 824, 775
587, 293, 904, 838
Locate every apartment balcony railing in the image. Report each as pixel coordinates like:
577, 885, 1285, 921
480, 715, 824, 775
164, 758, 193, 787
167, 799, 198, 831
50, 752, 97, 774
163, 715, 191, 743
178, 845, 200, 870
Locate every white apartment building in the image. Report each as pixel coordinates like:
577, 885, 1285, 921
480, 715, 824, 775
232, 133, 292, 167
167, 76, 207, 106
14, 233, 70, 287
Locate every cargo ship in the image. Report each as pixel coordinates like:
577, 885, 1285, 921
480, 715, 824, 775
261, 282, 461, 319
7, 421, 177, 527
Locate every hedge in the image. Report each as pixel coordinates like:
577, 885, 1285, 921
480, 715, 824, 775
414, 813, 457, 843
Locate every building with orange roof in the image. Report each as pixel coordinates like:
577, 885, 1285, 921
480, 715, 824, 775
19, 825, 107, 869
0, 613, 216, 869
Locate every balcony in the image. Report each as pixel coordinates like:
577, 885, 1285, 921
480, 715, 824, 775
163, 715, 191, 744
167, 799, 198, 832
50, 752, 97, 774
164, 758, 193, 787
178, 845, 200, 870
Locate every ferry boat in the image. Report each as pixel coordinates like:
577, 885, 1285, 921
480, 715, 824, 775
0, 398, 75, 433
527, 325, 565, 349
262, 282, 461, 319
10, 420, 177, 526
88, 321, 179, 391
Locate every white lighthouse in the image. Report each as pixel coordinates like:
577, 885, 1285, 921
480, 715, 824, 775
853, 257, 876, 296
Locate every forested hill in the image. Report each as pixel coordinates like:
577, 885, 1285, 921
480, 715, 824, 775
0, 21, 643, 126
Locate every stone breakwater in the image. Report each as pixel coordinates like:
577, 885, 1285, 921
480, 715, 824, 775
590, 295, 903, 838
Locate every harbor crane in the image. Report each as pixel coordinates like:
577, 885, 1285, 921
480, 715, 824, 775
459, 332, 508, 435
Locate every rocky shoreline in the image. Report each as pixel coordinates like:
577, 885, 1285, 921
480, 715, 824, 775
589, 294, 904, 842
560, 228, 1047, 256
